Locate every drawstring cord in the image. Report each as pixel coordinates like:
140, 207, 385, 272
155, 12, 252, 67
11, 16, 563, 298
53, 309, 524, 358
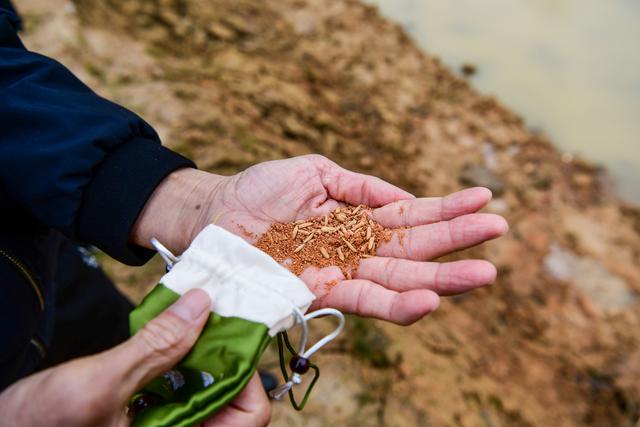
151, 238, 179, 271
150, 237, 346, 410
269, 307, 345, 409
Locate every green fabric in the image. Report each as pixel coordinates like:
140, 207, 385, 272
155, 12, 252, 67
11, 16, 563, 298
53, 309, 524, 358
129, 284, 271, 427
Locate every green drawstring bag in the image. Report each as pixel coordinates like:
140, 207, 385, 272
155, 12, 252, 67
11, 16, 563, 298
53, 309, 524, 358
128, 225, 344, 427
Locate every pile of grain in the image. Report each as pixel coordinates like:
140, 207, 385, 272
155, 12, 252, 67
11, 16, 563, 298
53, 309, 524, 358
256, 205, 393, 277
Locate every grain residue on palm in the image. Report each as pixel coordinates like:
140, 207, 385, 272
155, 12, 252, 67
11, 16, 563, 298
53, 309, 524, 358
256, 205, 394, 277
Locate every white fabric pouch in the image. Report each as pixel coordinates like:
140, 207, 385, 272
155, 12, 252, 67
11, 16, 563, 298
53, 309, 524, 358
161, 224, 316, 335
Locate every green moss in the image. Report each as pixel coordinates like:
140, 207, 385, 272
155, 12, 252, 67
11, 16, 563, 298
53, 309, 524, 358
348, 317, 393, 368
84, 61, 105, 81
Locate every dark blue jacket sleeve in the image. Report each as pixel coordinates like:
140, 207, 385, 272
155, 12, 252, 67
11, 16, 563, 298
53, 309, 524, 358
0, 6, 195, 264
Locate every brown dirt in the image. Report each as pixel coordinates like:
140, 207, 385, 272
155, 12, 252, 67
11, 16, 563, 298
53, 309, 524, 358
256, 205, 391, 277
17, 0, 640, 426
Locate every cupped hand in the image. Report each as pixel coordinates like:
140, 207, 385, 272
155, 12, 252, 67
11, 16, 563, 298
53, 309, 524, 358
0, 290, 271, 427
205, 155, 508, 325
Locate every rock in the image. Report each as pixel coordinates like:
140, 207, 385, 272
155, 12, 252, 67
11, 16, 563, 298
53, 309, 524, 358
460, 62, 477, 77
486, 198, 509, 214
482, 142, 498, 170
458, 164, 506, 195
573, 172, 594, 187
544, 243, 637, 311
208, 22, 235, 40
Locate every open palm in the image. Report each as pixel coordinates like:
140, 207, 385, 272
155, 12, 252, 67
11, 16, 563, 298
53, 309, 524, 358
207, 155, 508, 325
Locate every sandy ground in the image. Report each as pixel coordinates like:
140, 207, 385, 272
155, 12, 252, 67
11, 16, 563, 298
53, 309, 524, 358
15, 0, 640, 425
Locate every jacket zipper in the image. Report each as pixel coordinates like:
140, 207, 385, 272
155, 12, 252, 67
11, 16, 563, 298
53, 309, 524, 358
0, 248, 44, 311
30, 337, 47, 359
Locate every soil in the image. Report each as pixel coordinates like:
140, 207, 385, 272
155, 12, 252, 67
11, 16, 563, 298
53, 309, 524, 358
17, 0, 640, 426
256, 205, 391, 277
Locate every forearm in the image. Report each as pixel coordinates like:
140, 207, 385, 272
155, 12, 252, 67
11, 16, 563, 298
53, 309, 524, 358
130, 168, 228, 254
1, 22, 196, 264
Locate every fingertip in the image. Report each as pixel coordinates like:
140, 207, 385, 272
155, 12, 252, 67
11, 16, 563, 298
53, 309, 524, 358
314, 199, 341, 217
460, 186, 493, 207
494, 215, 509, 235
473, 260, 498, 284
394, 290, 440, 325
169, 288, 211, 322
475, 213, 509, 237
426, 290, 441, 311
186, 287, 212, 303
442, 187, 493, 219
475, 186, 493, 202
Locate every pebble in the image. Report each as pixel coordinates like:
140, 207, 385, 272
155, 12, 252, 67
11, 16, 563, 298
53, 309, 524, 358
458, 164, 506, 196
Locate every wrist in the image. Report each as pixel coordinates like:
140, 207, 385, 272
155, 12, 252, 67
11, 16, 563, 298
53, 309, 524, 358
130, 168, 228, 254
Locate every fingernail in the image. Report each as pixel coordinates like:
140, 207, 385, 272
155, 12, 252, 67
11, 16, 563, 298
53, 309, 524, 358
169, 289, 211, 321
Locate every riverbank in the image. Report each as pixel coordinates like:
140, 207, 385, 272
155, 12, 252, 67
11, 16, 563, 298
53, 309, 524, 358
19, 0, 640, 425
367, 0, 640, 205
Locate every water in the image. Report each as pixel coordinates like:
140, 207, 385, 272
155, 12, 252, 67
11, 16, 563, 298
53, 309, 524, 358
366, 0, 640, 204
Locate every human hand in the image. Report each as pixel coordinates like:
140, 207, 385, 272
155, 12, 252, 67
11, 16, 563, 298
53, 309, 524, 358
133, 155, 507, 325
0, 290, 270, 427
207, 155, 507, 325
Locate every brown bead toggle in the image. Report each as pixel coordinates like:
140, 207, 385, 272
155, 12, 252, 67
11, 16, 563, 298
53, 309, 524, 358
128, 393, 161, 418
289, 355, 310, 374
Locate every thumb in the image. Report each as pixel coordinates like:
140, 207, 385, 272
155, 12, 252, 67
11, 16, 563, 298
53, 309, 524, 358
108, 288, 211, 400
316, 158, 414, 208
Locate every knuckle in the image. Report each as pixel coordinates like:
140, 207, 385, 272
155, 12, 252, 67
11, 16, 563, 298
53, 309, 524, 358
404, 228, 414, 257
447, 219, 462, 245
304, 153, 328, 163
304, 154, 334, 171
355, 283, 367, 315
383, 257, 395, 284
399, 200, 410, 225
434, 262, 450, 289
440, 196, 450, 219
